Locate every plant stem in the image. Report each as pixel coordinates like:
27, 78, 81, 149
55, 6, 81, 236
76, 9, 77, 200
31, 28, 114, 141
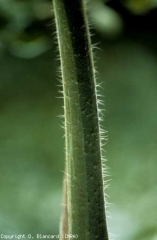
53, 0, 109, 239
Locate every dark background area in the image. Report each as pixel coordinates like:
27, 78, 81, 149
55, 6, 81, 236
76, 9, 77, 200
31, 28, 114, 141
0, 0, 157, 239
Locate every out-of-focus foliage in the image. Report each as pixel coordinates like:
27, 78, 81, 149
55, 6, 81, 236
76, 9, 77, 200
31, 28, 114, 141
0, 51, 64, 235
88, 1, 124, 38
122, 0, 157, 14
0, 0, 53, 58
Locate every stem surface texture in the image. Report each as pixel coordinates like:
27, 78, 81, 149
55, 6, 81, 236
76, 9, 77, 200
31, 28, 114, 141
53, 1, 109, 239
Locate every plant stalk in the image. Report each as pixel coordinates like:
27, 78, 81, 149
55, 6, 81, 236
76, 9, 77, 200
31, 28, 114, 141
53, 0, 109, 239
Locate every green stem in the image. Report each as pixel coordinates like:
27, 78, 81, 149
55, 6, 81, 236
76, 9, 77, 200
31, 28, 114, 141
53, 0, 109, 239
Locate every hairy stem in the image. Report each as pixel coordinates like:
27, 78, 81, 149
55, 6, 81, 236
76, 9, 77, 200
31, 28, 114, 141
53, 0, 109, 239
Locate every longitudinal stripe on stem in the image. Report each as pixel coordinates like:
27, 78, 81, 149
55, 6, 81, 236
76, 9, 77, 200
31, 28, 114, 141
53, 0, 109, 239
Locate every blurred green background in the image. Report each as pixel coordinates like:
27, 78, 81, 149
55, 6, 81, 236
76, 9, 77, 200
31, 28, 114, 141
1, 0, 157, 239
